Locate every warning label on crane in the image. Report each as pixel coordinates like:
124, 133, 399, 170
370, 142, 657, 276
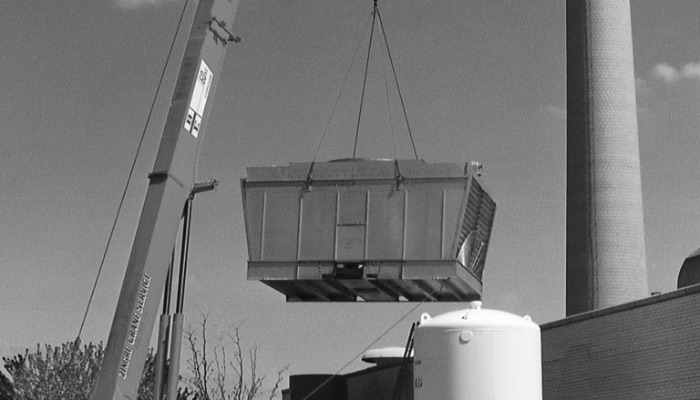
184, 60, 213, 138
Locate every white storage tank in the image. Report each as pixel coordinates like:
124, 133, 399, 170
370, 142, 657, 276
413, 301, 541, 400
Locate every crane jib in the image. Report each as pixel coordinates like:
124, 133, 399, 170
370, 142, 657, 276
89, 1, 239, 399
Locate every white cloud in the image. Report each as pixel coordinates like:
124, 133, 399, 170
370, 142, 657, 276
652, 61, 700, 84
115, 0, 178, 9
652, 63, 679, 84
681, 62, 700, 81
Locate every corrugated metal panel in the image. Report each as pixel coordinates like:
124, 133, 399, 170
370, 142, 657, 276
298, 191, 336, 260
336, 225, 366, 260
366, 188, 405, 259
442, 188, 464, 259
241, 187, 265, 260
336, 191, 367, 260
241, 159, 495, 302
404, 187, 443, 260
261, 189, 299, 261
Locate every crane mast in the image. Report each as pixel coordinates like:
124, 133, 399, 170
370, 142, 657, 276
90, 1, 239, 399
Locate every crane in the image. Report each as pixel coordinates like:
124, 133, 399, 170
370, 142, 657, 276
89, 1, 239, 399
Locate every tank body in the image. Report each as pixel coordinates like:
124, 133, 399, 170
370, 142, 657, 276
413, 302, 541, 400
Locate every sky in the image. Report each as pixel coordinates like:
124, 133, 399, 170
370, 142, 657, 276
1, 0, 700, 395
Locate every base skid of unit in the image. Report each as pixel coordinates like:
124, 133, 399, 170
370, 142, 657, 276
247, 260, 482, 302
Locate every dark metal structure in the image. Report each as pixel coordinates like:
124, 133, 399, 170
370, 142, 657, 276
242, 159, 496, 302
678, 248, 700, 289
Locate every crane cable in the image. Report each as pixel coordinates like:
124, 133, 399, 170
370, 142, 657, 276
76, 0, 192, 340
352, 0, 379, 158
300, 282, 445, 400
377, 7, 419, 160
304, 8, 371, 189
352, 0, 420, 160
377, 15, 398, 161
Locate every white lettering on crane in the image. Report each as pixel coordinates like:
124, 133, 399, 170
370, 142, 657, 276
119, 273, 152, 379
118, 347, 132, 379
184, 60, 213, 138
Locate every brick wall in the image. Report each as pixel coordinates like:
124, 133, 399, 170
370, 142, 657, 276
542, 285, 700, 399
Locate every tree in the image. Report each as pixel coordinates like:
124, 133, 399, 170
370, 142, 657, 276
2, 340, 102, 400
1, 340, 158, 400
0, 368, 16, 400
180, 314, 288, 400
1, 317, 284, 400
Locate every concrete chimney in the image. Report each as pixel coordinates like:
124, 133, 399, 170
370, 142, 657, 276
566, 0, 649, 316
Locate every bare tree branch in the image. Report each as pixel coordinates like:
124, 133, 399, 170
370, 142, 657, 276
268, 364, 289, 400
182, 313, 287, 400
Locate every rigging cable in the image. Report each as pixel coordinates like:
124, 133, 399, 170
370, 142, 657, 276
306, 7, 371, 182
377, 17, 399, 160
352, 0, 379, 158
300, 282, 445, 400
304, 9, 372, 194
352, 0, 420, 160
377, 8, 419, 160
76, 0, 192, 340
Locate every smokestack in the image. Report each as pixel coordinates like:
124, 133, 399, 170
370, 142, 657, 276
566, 0, 649, 316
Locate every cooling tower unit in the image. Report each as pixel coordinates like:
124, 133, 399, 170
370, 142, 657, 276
241, 159, 496, 302
413, 302, 542, 400
566, 0, 649, 315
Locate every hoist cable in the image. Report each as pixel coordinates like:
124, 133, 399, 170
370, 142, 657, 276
377, 9, 420, 160
352, 0, 379, 159
377, 19, 398, 160
301, 282, 445, 400
309, 11, 371, 165
76, 0, 191, 340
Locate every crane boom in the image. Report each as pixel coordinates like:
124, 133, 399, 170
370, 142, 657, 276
90, 1, 239, 399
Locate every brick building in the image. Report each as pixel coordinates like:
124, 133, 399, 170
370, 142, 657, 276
542, 284, 700, 399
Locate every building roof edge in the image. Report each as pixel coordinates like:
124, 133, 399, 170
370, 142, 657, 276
542, 283, 700, 330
